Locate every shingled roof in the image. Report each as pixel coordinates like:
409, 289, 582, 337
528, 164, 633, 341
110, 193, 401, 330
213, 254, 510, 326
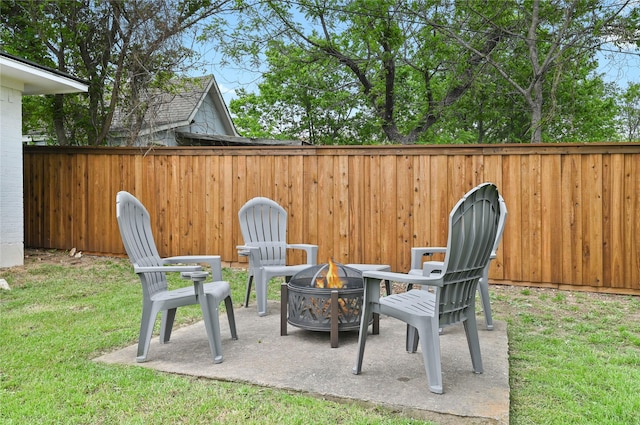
110, 75, 238, 136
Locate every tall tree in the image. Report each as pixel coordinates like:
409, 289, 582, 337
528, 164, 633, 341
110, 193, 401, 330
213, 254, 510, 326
437, 49, 620, 143
432, 0, 637, 143
1, 0, 234, 145
211, 0, 502, 144
211, 0, 631, 144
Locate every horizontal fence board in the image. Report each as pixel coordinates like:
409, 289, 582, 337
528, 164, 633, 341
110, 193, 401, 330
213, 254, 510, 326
23, 143, 640, 295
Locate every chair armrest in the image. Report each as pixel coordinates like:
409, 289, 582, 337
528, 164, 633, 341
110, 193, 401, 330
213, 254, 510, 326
133, 265, 202, 274
423, 261, 444, 276
180, 271, 209, 281
236, 245, 263, 269
410, 247, 446, 270
362, 270, 444, 288
287, 244, 318, 265
163, 255, 223, 281
236, 245, 255, 254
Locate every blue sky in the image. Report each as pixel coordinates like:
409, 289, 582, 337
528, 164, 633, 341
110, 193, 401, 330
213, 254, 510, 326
187, 43, 262, 106
597, 47, 640, 87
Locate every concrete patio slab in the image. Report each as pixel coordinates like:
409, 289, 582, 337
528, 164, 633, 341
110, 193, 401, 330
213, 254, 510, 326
95, 301, 509, 424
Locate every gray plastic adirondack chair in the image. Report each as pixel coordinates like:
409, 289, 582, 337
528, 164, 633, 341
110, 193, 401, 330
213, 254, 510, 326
353, 183, 501, 394
237, 197, 318, 316
116, 191, 237, 363
408, 194, 507, 330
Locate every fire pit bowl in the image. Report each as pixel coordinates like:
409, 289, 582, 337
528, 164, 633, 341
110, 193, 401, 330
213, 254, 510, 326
281, 261, 374, 347
287, 262, 364, 331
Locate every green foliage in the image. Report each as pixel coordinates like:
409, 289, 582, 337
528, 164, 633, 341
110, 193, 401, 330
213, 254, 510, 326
4, 0, 638, 145
21, 96, 55, 144
1, 0, 94, 145
230, 41, 382, 144
213, 0, 635, 144
0, 0, 228, 146
544, 74, 620, 142
618, 82, 640, 141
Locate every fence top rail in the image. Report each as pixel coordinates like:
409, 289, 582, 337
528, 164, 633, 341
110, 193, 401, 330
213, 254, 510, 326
24, 142, 640, 156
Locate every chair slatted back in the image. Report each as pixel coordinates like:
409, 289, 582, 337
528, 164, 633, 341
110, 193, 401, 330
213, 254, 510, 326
490, 195, 508, 258
438, 183, 500, 326
116, 191, 167, 299
238, 197, 288, 267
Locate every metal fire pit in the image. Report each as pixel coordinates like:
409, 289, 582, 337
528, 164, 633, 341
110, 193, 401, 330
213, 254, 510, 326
280, 262, 375, 348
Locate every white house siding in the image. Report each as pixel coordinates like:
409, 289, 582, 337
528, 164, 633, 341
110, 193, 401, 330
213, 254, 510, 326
0, 84, 24, 267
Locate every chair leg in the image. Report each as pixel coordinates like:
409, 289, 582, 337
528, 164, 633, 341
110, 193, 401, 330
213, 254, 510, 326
243, 274, 254, 308
224, 296, 238, 340
137, 304, 160, 363
478, 275, 494, 330
255, 270, 268, 316
417, 317, 443, 394
200, 293, 224, 363
463, 314, 484, 374
160, 308, 177, 343
352, 302, 374, 375
406, 324, 419, 353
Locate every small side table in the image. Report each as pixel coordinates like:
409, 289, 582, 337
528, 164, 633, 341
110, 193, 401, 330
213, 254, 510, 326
345, 264, 391, 295
181, 271, 224, 363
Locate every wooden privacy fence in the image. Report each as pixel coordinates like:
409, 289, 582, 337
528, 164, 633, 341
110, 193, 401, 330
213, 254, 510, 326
23, 143, 640, 295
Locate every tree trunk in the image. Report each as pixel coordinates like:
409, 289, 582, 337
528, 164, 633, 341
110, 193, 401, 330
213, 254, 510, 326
530, 79, 544, 143
52, 94, 69, 146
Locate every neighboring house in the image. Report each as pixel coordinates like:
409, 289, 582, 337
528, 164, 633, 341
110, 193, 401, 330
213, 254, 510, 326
109, 75, 303, 147
0, 51, 88, 268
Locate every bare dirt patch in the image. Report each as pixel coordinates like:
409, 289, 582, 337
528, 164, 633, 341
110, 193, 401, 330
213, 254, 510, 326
23, 248, 119, 268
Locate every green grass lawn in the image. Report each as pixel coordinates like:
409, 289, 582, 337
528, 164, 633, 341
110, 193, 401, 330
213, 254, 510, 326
1, 250, 639, 424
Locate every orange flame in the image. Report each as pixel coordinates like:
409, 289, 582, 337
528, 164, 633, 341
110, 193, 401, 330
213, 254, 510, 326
325, 257, 344, 289
310, 258, 351, 319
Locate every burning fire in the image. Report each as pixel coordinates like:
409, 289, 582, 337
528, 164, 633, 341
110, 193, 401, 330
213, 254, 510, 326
308, 258, 360, 322
315, 258, 345, 289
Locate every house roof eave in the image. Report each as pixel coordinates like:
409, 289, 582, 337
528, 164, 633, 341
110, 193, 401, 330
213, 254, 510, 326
0, 51, 88, 95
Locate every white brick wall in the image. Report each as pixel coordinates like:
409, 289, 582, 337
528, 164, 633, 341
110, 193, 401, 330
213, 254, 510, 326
0, 84, 24, 267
